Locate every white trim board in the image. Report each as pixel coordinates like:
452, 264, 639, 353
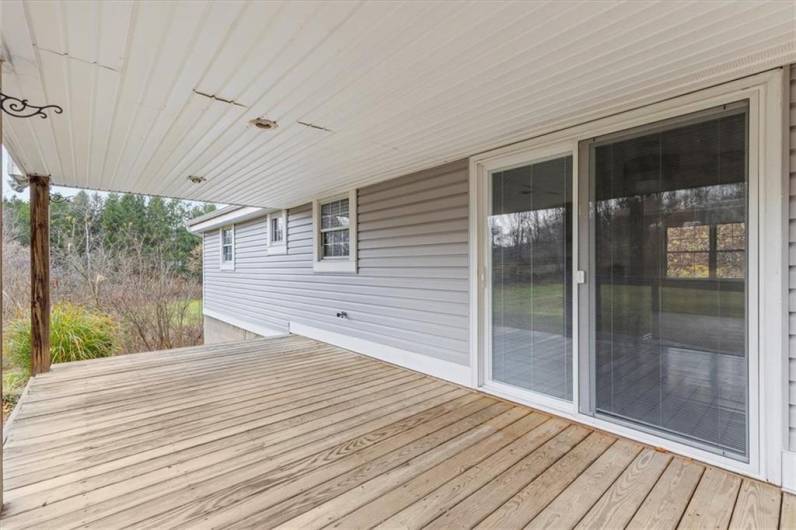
189, 207, 272, 234
203, 309, 288, 338
289, 321, 472, 387
782, 451, 796, 494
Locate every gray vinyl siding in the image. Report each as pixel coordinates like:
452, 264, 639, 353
203, 160, 470, 366
789, 65, 796, 450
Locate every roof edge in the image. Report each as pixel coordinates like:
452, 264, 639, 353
187, 205, 273, 233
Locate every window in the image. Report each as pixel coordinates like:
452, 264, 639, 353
666, 225, 710, 279
220, 226, 234, 270
716, 222, 745, 279
313, 190, 357, 273
666, 222, 745, 280
267, 210, 287, 255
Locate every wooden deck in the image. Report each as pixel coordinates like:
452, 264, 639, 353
1, 335, 793, 529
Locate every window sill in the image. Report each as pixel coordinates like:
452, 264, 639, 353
220, 263, 235, 271
267, 244, 287, 256
313, 259, 357, 274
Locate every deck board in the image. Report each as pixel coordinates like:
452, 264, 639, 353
1, 335, 791, 529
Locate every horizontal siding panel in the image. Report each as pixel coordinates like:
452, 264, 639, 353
357, 182, 469, 214
361, 195, 469, 222
203, 282, 468, 319
204, 287, 467, 339
359, 205, 470, 230
360, 170, 467, 206
358, 231, 468, 249
204, 268, 468, 292
359, 218, 468, 241
203, 160, 471, 366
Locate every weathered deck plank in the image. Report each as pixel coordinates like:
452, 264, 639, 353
1, 335, 790, 529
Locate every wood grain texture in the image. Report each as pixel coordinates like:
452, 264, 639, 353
729, 479, 782, 529
679, 467, 743, 530
2, 335, 793, 529
29, 174, 50, 375
627, 458, 704, 530
575, 448, 671, 529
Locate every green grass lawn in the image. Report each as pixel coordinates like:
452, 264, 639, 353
185, 299, 202, 324
493, 282, 743, 335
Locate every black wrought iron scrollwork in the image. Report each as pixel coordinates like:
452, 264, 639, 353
1, 92, 63, 119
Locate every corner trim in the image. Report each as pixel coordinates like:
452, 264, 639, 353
289, 321, 472, 387
203, 309, 288, 338
783, 451, 796, 493
189, 206, 272, 233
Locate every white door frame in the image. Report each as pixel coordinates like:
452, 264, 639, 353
468, 68, 785, 483
474, 140, 580, 416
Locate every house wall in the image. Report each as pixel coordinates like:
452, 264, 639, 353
203, 160, 470, 369
203, 315, 264, 344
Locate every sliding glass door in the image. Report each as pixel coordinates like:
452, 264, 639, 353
488, 155, 573, 402
582, 103, 749, 459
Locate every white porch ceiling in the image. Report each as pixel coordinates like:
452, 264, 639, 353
1, 0, 794, 208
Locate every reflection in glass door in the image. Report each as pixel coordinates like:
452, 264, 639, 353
585, 103, 748, 458
489, 156, 572, 401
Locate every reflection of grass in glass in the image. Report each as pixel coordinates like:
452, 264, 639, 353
493, 283, 744, 336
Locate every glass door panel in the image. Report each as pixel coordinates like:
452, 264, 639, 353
588, 103, 748, 458
490, 156, 572, 401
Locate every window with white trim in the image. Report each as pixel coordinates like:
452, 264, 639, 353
220, 226, 234, 270
313, 190, 357, 273
267, 210, 287, 255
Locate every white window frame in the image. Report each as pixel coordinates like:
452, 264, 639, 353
312, 190, 357, 273
469, 69, 784, 484
219, 225, 235, 270
266, 210, 287, 255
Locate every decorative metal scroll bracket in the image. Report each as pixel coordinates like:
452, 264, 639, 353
1, 91, 63, 119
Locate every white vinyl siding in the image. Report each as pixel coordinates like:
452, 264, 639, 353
203, 160, 469, 365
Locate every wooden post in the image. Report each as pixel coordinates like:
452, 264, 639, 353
29, 175, 51, 375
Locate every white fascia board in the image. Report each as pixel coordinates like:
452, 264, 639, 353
188, 206, 272, 233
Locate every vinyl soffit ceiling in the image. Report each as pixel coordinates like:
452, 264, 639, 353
1, 0, 794, 208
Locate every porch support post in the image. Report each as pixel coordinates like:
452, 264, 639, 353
29, 175, 51, 375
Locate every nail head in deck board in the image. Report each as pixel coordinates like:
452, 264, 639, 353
475, 431, 616, 530
626, 458, 705, 530
575, 448, 672, 529
678, 467, 743, 530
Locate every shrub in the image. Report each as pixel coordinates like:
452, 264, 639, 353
5, 303, 119, 375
